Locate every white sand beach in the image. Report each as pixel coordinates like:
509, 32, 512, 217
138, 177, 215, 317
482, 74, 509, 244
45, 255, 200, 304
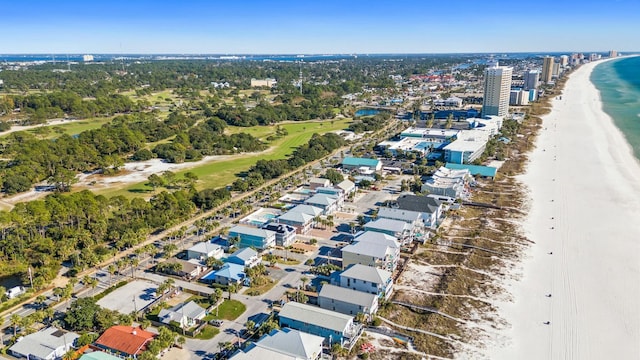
487, 59, 640, 359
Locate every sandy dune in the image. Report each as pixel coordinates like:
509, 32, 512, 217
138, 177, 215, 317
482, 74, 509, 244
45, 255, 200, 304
486, 58, 640, 359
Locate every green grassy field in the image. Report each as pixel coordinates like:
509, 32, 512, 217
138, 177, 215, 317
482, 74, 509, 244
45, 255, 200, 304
0, 117, 115, 139
204, 299, 246, 321
98, 118, 351, 197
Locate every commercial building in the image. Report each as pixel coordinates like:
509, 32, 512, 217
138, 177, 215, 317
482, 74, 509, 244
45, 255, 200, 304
341, 157, 382, 173
250, 78, 277, 87
482, 64, 512, 117
509, 89, 529, 106
9, 327, 80, 360
609, 50, 618, 58
542, 56, 554, 83
82, 55, 94, 62
228, 225, 276, 250
278, 302, 362, 349
443, 130, 491, 164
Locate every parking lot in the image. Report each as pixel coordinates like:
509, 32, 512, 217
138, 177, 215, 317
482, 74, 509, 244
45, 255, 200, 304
96, 280, 158, 314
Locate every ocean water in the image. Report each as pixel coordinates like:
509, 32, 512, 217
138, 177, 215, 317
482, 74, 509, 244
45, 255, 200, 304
591, 56, 640, 160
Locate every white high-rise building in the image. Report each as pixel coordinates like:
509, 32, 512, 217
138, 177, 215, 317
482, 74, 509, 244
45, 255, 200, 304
482, 64, 513, 117
524, 70, 540, 90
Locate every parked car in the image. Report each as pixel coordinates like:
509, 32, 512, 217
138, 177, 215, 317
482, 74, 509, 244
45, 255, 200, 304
210, 319, 224, 327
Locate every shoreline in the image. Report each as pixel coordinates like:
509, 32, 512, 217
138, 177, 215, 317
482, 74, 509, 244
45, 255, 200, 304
487, 58, 640, 359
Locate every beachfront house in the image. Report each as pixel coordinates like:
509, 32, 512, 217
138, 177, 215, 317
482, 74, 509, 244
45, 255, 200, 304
334, 264, 394, 300
318, 284, 378, 317
395, 194, 444, 228
228, 225, 276, 250
341, 231, 400, 272
278, 302, 363, 349
308, 177, 331, 190
9, 327, 80, 360
421, 166, 471, 199
363, 218, 415, 244
158, 301, 207, 329
229, 328, 324, 360
227, 248, 261, 268
376, 207, 423, 227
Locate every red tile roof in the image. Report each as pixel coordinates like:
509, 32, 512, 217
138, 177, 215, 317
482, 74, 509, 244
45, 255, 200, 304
95, 326, 155, 356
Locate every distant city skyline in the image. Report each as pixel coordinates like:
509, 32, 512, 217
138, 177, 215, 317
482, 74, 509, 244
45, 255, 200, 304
2, 0, 638, 54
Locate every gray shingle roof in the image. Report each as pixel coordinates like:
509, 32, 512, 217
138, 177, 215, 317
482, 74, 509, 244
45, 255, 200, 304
377, 207, 422, 223
319, 284, 377, 309
304, 193, 338, 206
364, 218, 413, 233
340, 264, 392, 284
250, 328, 324, 359
354, 231, 400, 248
229, 247, 258, 262
279, 302, 353, 333
341, 241, 392, 258
10, 327, 80, 360
278, 210, 315, 224
289, 204, 324, 216
396, 194, 441, 214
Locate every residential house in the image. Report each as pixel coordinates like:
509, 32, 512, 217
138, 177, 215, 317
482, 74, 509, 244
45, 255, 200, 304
341, 157, 382, 173
396, 194, 444, 228
336, 179, 356, 198
376, 207, 423, 227
341, 231, 400, 272
94, 326, 155, 359
158, 301, 207, 329
318, 284, 378, 317
278, 302, 362, 349
158, 259, 207, 280
364, 218, 414, 244
227, 248, 261, 268
304, 193, 339, 215
276, 205, 323, 233
335, 264, 393, 300
9, 327, 80, 360
200, 263, 246, 286
187, 242, 224, 261
229, 328, 324, 360
228, 225, 276, 250
316, 186, 344, 201
307, 177, 331, 190
262, 223, 297, 247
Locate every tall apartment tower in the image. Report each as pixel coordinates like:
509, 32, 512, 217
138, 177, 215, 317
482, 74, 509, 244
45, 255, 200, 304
542, 56, 554, 83
482, 64, 513, 117
609, 50, 618, 58
524, 70, 540, 90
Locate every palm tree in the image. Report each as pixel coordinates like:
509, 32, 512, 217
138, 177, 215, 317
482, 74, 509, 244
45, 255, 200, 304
89, 277, 99, 295
300, 276, 309, 291
10, 313, 21, 336
107, 264, 116, 286
227, 283, 238, 300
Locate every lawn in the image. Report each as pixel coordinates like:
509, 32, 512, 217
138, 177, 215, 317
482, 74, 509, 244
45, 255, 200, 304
99, 118, 352, 197
0, 117, 115, 139
204, 299, 246, 321
245, 279, 277, 296
194, 325, 220, 340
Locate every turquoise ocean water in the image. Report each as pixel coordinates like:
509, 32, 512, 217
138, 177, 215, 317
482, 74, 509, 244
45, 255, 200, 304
591, 56, 640, 160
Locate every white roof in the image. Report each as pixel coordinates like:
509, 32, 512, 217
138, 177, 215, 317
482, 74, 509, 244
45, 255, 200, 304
290, 204, 324, 216
304, 193, 338, 206
364, 218, 413, 233
354, 231, 400, 249
342, 241, 393, 259
229, 225, 276, 239
278, 210, 315, 224
340, 264, 392, 284
231, 328, 324, 360
279, 302, 353, 333
10, 327, 80, 359
319, 284, 377, 309
336, 179, 356, 192
443, 130, 490, 152
377, 207, 422, 223
188, 242, 222, 254
158, 301, 206, 324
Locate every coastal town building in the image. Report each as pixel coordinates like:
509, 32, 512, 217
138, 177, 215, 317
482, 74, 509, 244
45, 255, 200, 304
334, 264, 394, 299
363, 218, 415, 244
230, 328, 324, 360
186, 242, 224, 261
250, 78, 277, 87
158, 301, 207, 328
94, 326, 155, 358
200, 263, 246, 286
9, 327, 80, 360
395, 193, 444, 228
443, 129, 491, 164
276, 204, 323, 234
278, 302, 362, 348
341, 157, 382, 173
341, 231, 400, 271
318, 284, 378, 317
542, 56, 554, 83
227, 248, 261, 268
262, 223, 297, 247
482, 63, 512, 117
228, 225, 276, 250
421, 166, 471, 199
524, 70, 540, 90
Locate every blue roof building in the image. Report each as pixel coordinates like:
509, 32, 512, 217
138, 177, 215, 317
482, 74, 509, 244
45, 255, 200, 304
201, 263, 246, 286
445, 163, 497, 178
342, 157, 382, 172
228, 225, 276, 250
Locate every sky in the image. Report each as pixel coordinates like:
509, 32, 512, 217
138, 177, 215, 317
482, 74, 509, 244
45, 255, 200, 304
2, 0, 639, 54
